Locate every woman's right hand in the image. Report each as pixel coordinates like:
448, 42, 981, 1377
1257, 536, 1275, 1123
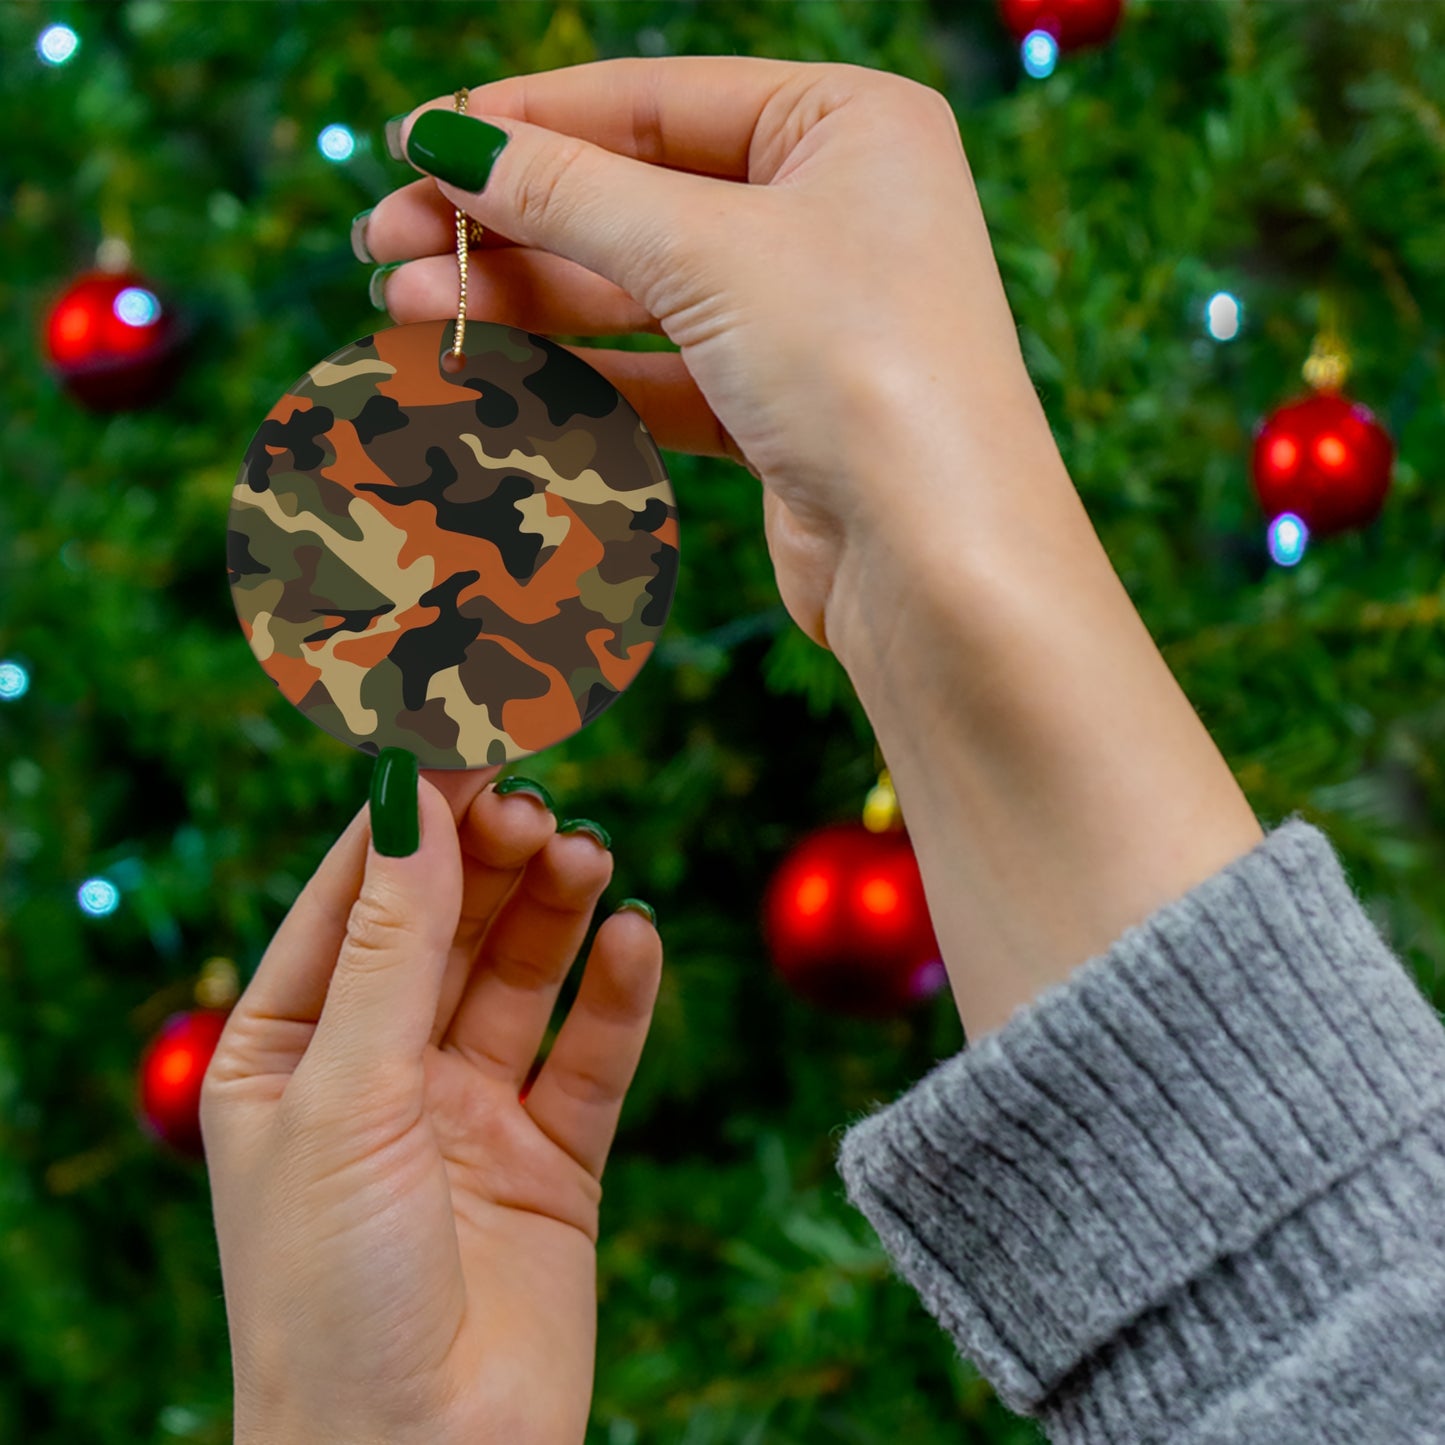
359, 55, 1060, 661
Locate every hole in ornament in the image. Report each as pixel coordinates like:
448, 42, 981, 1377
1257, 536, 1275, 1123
1316, 434, 1347, 469
441, 350, 466, 374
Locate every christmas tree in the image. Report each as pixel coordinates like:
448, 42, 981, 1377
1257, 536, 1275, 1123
2, 3, 1443, 1441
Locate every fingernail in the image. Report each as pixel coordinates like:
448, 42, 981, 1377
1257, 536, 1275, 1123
368, 261, 403, 310
370, 747, 420, 857
405, 109, 510, 193
350, 207, 375, 264
493, 775, 555, 812
558, 818, 612, 851
616, 898, 656, 926
384, 113, 409, 162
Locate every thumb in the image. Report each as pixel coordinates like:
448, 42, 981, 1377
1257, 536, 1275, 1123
303, 753, 463, 1090
396, 104, 740, 316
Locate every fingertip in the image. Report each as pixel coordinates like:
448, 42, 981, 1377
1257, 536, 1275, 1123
593, 905, 665, 1007
460, 775, 558, 869
613, 898, 658, 930
384, 111, 410, 163
599, 902, 665, 979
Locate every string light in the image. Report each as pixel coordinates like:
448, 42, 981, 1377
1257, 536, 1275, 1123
37, 24, 79, 66
114, 287, 162, 327
1205, 291, 1243, 341
77, 877, 121, 917
1268, 512, 1309, 567
317, 124, 356, 162
0, 661, 29, 701
1021, 30, 1060, 78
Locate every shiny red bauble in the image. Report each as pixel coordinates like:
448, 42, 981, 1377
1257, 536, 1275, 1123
1251, 392, 1394, 537
762, 821, 945, 1017
44, 268, 183, 410
998, 0, 1125, 49
137, 1009, 230, 1158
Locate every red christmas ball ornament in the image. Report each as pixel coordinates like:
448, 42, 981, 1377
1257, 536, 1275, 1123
44, 268, 183, 410
763, 820, 945, 1018
1251, 392, 1394, 538
137, 1008, 230, 1158
998, 0, 1124, 50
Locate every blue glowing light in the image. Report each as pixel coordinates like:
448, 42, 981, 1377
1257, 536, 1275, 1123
114, 287, 161, 327
1205, 291, 1242, 342
0, 661, 29, 700
1022, 30, 1059, 79
1268, 512, 1309, 567
78, 877, 121, 917
318, 124, 356, 162
38, 24, 79, 65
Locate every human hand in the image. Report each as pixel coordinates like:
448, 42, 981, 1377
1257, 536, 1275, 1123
355, 58, 1265, 1051
201, 763, 662, 1445
360, 55, 1057, 660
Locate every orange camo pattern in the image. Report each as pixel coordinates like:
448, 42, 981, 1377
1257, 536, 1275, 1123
227, 318, 678, 768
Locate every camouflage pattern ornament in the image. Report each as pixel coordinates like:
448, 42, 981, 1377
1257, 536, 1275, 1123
228, 318, 678, 769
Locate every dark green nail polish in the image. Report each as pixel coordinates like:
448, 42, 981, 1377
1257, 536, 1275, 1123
405, 109, 510, 192
617, 898, 656, 926
350, 208, 375, 264
368, 261, 403, 310
493, 775, 555, 812
370, 748, 419, 857
558, 818, 612, 851
384, 113, 408, 162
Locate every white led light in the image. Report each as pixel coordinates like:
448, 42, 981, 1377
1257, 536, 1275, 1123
1267, 512, 1308, 567
1205, 291, 1243, 342
318, 124, 356, 162
1022, 30, 1059, 80
78, 877, 121, 917
38, 24, 79, 66
0, 660, 29, 700
114, 287, 161, 327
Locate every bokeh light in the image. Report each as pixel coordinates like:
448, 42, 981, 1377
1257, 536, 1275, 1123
317, 124, 356, 162
794, 872, 831, 918
1021, 30, 1059, 79
37, 24, 79, 66
0, 660, 29, 701
114, 287, 162, 327
1205, 291, 1242, 341
77, 877, 121, 917
1268, 512, 1309, 567
859, 876, 901, 918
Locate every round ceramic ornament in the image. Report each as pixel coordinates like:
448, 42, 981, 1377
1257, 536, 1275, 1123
228, 319, 677, 769
228, 93, 677, 770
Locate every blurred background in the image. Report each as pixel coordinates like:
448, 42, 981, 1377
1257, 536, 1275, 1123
2, 1, 1443, 1441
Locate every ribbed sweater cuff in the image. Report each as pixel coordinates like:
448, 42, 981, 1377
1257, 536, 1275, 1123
835, 816, 1445, 1432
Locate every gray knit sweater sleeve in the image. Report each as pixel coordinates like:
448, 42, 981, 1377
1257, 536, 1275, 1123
834, 816, 1445, 1443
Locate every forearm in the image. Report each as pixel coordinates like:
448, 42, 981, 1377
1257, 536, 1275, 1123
825, 382, 1263, 1041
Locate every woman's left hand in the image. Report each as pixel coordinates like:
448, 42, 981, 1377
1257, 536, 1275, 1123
201, 766, 662, 1445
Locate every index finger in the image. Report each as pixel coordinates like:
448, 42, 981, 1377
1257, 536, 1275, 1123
402, 53, 813, 183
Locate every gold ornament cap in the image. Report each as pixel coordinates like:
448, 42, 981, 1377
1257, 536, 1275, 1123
194, 956, 240, 1010
863, 767, 902, 832
1303, 296, 1350, 392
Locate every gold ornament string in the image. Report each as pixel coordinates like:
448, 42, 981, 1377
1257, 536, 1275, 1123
443, 87, 488, 370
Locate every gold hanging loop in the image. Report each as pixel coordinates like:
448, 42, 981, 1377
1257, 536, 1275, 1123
442, 88, 486, 370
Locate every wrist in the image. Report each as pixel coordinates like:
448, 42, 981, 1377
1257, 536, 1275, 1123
824, 413, 1262, 1039
822, 350, 1076, 661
